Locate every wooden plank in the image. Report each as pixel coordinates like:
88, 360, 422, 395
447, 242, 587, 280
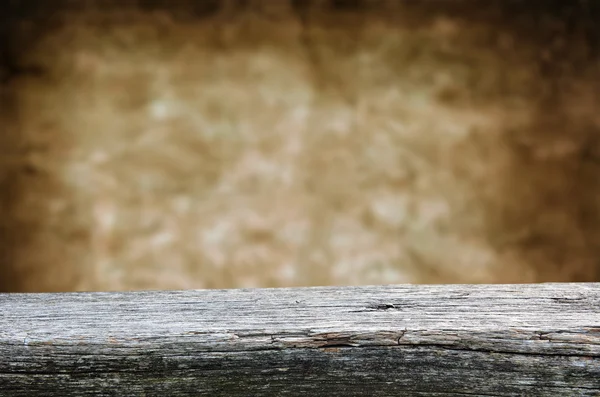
1, 283, 599, 396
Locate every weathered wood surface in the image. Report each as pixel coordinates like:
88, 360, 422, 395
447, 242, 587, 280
1, 283, 599, 396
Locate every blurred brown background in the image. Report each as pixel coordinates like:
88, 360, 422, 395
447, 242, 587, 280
1, 0, 599, 292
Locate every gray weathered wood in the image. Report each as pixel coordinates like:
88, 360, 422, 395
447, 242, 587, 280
1, 283, 599, 396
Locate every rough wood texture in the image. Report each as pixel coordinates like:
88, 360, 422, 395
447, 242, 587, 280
1, 283, 600, 396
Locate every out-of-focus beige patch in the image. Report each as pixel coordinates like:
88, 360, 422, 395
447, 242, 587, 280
3, 3, 599, 291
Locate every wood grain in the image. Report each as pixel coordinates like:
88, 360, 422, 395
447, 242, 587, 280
1, 283, 600, 396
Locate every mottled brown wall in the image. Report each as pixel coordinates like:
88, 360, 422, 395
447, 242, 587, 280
1, 0, 599, 292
